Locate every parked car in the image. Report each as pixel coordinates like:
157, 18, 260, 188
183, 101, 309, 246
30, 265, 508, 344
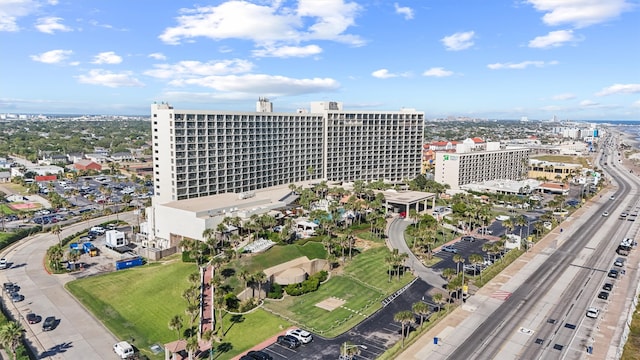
42, 316, 57, 331
26, 313, 41, 324
0, 258, 7, 269
286, 328, 313, 344
277, 335, 301, 349
3, 282, 17, 293
598, 291, 610, 300
608, 269, 619, 278
461, 236, 476, 242
441, 245, 459, 254
246, 350, 273, 360
603, 283, 613, 291
586, 307, 600, 318
614, 257, 625, 267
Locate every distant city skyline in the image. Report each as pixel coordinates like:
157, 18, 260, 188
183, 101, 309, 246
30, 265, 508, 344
1, 0, 639, 120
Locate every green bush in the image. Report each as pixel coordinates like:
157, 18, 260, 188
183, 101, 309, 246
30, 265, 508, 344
0, 226, 42, 249
238, 298, 258, 312
283, 270, 328, 296
267, 283, 283, 299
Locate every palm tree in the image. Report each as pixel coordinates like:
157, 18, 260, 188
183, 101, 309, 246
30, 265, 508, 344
186, 335, 199, 360
432, 293, 446, 312
468, 253, 484, 280
47, 244, 64, 271
214, 294, 226, 337
394, 310, 414, 348
412, 301, 430, 327
441, 268, 456, 282
185, 304, 200, 333
0, 321, 24, 359
453, 253, 464, 274
253, 271, 267, 299
51, 224, 62, 245
515, 214, 528, 246
502, 218, 514, 235
168, 315, 183, 339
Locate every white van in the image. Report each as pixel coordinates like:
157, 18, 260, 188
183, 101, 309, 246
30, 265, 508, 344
113, 341, 134, 359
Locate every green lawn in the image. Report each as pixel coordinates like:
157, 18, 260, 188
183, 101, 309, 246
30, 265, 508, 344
263, 247, 414, 337
239, 242, 326, 273
65, 240, 412, 357
67, 260, 289, 360
66, 262, 196, 355
0, 203, 18, 215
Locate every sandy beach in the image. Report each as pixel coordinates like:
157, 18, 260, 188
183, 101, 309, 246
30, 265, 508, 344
613, 126, 640, 172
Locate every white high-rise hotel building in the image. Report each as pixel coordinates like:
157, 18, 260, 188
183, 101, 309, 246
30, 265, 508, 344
150, 99, 424, 205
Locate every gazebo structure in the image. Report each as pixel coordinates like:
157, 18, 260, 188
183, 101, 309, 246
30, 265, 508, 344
381, 189, 436, 215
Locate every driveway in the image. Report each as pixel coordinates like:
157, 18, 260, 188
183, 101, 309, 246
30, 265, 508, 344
387, 218, 447, 288
0, 212, 138, 359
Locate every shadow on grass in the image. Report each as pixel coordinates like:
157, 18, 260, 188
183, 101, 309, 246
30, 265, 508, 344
224, 314, 245, 336
213, 342, 233, 359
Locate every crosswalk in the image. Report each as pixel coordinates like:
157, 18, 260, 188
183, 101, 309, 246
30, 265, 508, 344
491, 290, 512, 301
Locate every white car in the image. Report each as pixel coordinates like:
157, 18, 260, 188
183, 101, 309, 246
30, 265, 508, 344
285, 328, 313, 344
602, 211, 609, 217
0, 258, 7, 270
586, 307, 599, 319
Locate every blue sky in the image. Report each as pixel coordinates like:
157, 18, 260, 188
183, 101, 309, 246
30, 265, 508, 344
1, 0, 639, 120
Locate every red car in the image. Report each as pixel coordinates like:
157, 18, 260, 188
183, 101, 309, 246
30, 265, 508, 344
26, 313, 41, 324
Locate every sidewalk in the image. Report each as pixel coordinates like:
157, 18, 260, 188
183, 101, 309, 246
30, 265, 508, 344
398, 193, 607, 359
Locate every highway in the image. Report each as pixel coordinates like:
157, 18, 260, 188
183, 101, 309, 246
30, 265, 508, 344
445, 134, 640, 360
397, 133, 640, 360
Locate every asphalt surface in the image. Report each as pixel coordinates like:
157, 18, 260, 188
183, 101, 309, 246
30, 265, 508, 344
258, 280, 436, 360
0, 212, 138, 359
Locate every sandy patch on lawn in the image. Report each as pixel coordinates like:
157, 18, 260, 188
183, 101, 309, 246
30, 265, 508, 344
315, 297, 346, 311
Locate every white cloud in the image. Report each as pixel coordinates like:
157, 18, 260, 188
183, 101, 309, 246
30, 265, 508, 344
596, 84, 640, 96
252, 44, 322, 58
168, 74, 340, 97
76, 69, 144, 87
394, 3, 414, 20
30, 49, 72, 64
632, 99, 640, 108
552, 93, 576, 100
144, 59, 254, 79
0, 0, 39, 31
422, 67, 453, 77
441, 31, 475, 51
371, 69, 410, 79
580, 99, 599, 107
372, 69, 395, 79
487, 60, 558, 70
528, 30, 576, 48
526, 0, 634, 28
148, 53, 167, 61
35, 16, 71, 34
92, 51, 123, 65
159, 0, 363, 47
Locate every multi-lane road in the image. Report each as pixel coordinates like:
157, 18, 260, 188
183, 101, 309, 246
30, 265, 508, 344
401, 134, 640, 360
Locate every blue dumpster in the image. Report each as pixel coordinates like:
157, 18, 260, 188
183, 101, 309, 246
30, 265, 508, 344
434, 337, 439, 345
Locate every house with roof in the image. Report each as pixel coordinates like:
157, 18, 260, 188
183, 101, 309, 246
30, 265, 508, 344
85, 153, 108, 164
66, 152, 84, 163
74, 159, 102, 171
39, 152, 69, 165
110, 152, 135, 162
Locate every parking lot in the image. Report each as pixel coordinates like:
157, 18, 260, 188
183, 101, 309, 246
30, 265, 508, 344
245, 280, 435, 360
